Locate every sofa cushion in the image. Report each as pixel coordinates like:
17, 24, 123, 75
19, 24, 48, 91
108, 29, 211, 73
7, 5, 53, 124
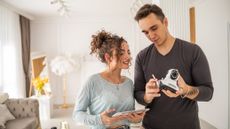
0, 104, 15, 128
5, 99, 39, 119
0, 93, 9, 104
5, 117, 38, 129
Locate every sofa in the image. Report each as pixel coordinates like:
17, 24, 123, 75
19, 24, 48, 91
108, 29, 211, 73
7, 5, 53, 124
3, 98, 41, 129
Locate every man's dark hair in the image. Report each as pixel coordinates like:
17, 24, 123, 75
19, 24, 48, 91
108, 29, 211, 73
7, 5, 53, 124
135, 4, 165, 22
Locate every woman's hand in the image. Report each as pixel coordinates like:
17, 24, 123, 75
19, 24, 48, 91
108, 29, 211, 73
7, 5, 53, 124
100, 109, 128, 126
126, 112, 145, 123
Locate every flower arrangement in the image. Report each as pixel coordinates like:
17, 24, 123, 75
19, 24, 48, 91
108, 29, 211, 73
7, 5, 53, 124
32, 77, 49, 96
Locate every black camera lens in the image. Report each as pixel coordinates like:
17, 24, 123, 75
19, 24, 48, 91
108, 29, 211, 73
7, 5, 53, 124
170, 69, 178, 80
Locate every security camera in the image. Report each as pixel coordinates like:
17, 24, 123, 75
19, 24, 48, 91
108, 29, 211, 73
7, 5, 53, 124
159, 69, 180, 93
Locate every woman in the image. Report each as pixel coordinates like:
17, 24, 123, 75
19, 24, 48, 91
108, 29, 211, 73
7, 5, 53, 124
73, 30, 144, 129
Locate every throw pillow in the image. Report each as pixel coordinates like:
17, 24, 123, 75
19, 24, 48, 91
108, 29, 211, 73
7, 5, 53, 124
0, 104, 15, 128
0, 93, 9, 104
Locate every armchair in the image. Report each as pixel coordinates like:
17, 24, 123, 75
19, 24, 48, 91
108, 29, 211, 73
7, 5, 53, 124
4, 98, 41, 129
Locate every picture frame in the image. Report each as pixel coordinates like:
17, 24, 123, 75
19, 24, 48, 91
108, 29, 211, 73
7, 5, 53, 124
29, 54, 51, 96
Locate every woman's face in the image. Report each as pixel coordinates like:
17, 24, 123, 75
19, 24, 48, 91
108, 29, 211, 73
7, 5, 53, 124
109, 42, 131, 70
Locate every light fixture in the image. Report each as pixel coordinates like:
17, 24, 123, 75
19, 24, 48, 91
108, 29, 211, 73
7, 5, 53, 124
51, 0, 70, 16
130, 0, 159, 16
50, 54, 79, 109
130, 0, 144, 16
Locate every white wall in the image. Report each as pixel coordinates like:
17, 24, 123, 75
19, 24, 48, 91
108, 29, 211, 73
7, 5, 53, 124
160, 0, 190, 41
191, 0, 230, 128
31, 15, 137, 104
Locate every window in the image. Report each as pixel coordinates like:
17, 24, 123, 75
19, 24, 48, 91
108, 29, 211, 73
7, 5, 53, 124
0, 4, 25, 97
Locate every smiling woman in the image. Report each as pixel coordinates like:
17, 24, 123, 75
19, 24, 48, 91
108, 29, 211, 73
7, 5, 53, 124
72, 30, 144, 129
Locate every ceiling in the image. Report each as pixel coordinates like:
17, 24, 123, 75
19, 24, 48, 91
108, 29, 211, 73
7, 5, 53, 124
1, 0, 141, 18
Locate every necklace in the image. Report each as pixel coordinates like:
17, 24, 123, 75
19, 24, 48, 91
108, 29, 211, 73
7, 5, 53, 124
101, 72, 123, 90
110, 77, 122, 90
116, 83, 119, 90
107, 76, 122, 90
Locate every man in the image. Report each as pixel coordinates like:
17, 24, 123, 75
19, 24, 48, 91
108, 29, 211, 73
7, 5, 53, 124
134, 4, 214, 129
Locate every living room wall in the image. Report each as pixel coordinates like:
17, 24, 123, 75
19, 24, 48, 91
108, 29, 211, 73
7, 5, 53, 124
31, 15, 138, 105
191, 0, 230, 128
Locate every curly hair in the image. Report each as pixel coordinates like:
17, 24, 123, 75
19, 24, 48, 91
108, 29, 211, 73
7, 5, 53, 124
90, 30, 127, 63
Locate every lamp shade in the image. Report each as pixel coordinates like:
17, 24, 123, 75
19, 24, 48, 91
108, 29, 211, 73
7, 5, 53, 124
50, 54, 77, 76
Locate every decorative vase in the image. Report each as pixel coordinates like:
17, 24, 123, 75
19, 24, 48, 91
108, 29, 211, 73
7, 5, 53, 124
36, 90, 43, 97
37, 93, 41, 97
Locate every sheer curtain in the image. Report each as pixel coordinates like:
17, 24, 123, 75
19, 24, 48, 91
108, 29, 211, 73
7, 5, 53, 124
0, 5, 25, 98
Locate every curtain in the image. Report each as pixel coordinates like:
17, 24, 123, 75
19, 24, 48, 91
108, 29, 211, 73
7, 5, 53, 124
20, 15, 30, 97
0, 5, 25, 98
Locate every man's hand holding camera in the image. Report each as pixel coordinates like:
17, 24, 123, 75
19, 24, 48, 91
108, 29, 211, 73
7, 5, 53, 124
177, 76, 199, 99
145, 69, 199, 101
162, 75, 188, 98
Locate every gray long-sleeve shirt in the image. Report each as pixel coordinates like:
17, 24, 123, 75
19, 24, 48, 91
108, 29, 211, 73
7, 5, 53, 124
73, 74, 135, 129
134, 38, 214, 129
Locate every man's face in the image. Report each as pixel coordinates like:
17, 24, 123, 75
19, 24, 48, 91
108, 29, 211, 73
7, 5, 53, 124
138, 13, 168, 46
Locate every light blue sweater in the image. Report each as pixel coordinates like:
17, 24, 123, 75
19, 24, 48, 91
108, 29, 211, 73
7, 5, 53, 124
72, 74, 135, 129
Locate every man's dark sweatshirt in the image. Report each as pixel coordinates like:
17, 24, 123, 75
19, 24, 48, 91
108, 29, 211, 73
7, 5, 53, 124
134, 38, 214, 129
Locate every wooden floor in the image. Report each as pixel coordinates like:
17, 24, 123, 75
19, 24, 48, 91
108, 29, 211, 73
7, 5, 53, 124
41, 107, 88, 129
41, 107, 217, 129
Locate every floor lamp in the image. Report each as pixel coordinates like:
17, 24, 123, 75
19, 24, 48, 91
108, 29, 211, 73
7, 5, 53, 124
50, 54, 76, 109
61, 74, 68, 108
